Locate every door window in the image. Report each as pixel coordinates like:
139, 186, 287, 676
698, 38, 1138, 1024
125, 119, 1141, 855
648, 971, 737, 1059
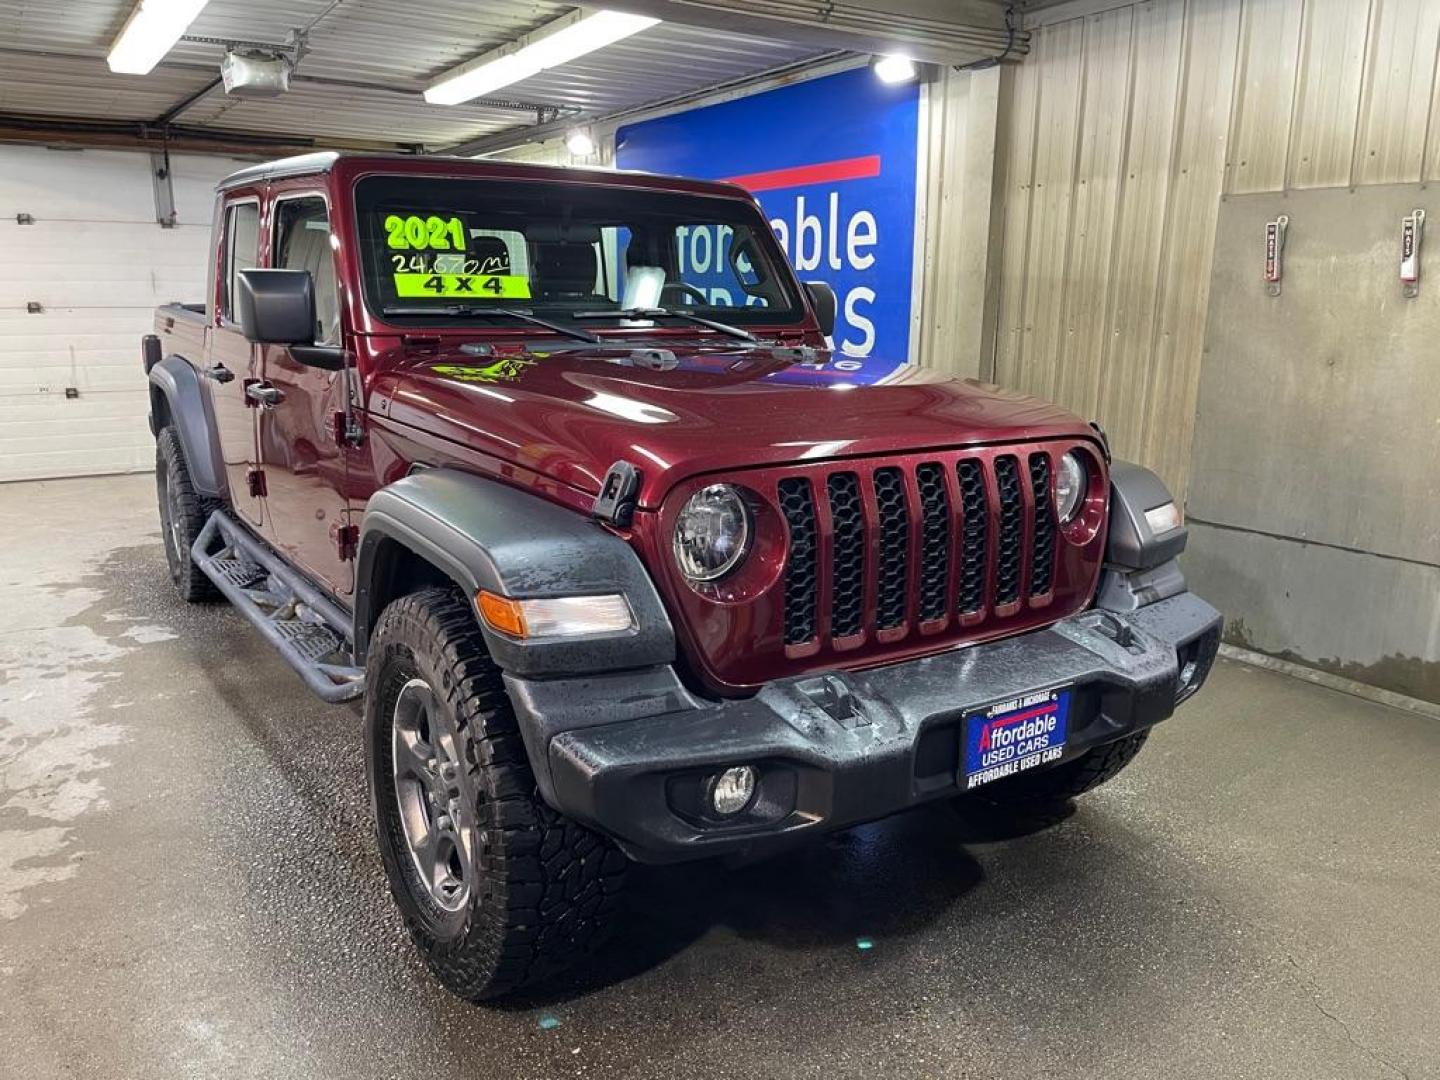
274, 197, 340, 345
220, 202, 259, 323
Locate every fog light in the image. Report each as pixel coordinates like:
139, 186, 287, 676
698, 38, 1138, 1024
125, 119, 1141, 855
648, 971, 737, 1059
709, 766, 756, 816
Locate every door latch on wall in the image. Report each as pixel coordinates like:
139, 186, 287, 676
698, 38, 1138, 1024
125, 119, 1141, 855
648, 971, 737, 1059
1264, 215, 1288, 296
1401, 209, 1424, 299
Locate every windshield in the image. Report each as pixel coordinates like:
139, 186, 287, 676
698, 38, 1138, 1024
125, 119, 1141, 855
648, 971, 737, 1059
354, 175, 805, 329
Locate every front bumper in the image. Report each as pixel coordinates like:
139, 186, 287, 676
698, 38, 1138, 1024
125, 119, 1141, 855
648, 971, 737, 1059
505, 591, 1221, 863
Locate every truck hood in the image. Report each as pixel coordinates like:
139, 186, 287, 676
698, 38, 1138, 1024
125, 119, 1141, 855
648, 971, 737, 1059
374, 341, 1096, 507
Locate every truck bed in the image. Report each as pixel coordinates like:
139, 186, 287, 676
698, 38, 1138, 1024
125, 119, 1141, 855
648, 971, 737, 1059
155, 301, 206, 361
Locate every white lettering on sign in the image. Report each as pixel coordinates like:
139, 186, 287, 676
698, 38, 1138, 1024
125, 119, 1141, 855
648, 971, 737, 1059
841, 287, 875, 356
766, 190, 883, 357
847, 210, 877, 270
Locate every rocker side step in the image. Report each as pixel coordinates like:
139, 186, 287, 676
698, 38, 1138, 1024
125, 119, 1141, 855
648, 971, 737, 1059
192, 512, 365, 703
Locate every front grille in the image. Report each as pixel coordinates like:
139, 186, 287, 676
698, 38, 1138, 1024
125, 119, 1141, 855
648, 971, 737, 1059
1029, 453, 1057, 596
994, 456, 1024, 606
776, 477, 818, 644
915, 464, 950, 622
827, 472, 866, 639
873, 467, 910, 631
779, 448, 1066, 648
956, 459, 988, 615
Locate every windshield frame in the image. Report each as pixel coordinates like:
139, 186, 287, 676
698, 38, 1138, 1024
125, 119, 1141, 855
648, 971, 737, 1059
349, 172, 810, 336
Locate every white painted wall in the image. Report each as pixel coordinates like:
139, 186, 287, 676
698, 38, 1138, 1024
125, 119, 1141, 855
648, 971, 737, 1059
0, 146, 246, 482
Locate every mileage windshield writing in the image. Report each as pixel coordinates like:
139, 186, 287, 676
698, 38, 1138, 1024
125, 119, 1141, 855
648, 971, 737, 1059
379, 212, 531, 300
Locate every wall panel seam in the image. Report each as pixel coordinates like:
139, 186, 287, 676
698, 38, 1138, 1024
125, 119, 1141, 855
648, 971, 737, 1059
1283, 0, 1311, 191
1134, 0, 1193, 451
1092, 5, 1141, 417
1349, 0, 1381, 189
1421, 2, 1440, 178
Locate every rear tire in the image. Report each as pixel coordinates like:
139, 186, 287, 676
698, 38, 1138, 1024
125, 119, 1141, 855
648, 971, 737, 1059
962, 730, 1150, 814
365, 587, 627, 1000
155, 426, 219, 603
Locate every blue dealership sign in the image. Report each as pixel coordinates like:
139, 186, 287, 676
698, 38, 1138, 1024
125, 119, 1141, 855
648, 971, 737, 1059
616, 67, 920, 381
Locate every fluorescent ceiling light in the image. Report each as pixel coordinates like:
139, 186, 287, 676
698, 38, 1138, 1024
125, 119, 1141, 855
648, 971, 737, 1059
872, 54, 918, 85
108, 0, 210, 75
425, 10, 660, 106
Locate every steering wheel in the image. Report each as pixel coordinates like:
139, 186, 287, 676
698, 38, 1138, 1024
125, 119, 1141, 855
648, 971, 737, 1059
660, 281, 709, 306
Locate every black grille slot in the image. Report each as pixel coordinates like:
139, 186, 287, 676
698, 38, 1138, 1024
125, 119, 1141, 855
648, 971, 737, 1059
994, 456, 1024, 605
777, 478, 818, 645
1029, 453, 1056, 596
873, 467, 910, 631
827, 473, 865, 637
956, 459, 988, 614
915, 463, 950, 622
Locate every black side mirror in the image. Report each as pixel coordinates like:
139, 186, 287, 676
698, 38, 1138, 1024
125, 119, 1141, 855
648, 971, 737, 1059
805, 281, 837, 337
236, 268, 345, 370
237, 268, 314, 344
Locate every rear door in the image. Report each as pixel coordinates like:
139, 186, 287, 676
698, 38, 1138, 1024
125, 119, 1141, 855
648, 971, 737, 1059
256, 191, 353, 594
208, 193, 264, 526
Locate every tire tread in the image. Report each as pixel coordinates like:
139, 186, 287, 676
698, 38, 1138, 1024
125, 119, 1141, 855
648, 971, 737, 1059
367, 587, 626, 1000
156, 426, 220, 602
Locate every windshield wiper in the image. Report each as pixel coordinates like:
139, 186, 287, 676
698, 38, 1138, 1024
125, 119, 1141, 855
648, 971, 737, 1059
381, 305, 600, 344
573, 307, 757, 343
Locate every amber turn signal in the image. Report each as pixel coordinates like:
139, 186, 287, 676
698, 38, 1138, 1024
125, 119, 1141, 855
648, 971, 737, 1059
476, 591, 527, 638
475, 591, 635, 639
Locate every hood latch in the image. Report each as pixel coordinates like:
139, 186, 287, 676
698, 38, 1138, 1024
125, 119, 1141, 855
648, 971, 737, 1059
593, 460, 642, 528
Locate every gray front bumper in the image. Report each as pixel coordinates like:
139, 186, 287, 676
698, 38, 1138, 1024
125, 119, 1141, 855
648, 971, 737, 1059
505, 591, 1222, 863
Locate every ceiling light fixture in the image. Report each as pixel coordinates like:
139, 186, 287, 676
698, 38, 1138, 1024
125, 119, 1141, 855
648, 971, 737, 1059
566, 129, 596, 156
108, 0, 211, 75
425, 9, 660, 106
872, 53, 918, 85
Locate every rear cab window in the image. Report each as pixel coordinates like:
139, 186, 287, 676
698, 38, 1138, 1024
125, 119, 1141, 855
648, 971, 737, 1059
219, 199, 259, 325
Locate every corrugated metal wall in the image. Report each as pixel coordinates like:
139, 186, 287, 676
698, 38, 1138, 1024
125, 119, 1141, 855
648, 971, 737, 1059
994, 0, 1440, 496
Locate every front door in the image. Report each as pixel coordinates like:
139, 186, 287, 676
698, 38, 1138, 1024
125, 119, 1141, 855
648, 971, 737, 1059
256, 193, 354, 595
207, 195, 264, 527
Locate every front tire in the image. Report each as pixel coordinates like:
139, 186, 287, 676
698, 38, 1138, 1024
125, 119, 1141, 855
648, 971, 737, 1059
365, 587, 627, 1000
155, 426, 219, 603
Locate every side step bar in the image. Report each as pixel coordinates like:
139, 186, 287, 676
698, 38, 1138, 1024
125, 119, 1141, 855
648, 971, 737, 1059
192, 512, 365, 703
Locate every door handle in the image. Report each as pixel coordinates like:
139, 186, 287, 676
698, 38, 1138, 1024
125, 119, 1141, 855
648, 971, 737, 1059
245, 383, 284, 408
203, 363, 235, 384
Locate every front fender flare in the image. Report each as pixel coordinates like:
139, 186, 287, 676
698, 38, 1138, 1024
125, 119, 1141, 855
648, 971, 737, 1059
354, 469, 676, 677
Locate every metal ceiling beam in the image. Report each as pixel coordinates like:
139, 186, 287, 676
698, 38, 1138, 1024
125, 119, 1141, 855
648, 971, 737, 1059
153, 75, 223, 126
601, 0, 1027, 65
0, 111, 387, 156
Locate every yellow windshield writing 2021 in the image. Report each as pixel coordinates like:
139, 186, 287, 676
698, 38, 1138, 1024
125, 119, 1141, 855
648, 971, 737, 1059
392, 273, 532, 299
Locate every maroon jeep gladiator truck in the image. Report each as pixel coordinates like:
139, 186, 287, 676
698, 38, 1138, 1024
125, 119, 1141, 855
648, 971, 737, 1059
144, 152, 1220, 999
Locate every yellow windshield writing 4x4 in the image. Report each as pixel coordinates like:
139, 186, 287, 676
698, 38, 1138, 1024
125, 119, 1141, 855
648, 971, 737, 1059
392, 273, 531, 299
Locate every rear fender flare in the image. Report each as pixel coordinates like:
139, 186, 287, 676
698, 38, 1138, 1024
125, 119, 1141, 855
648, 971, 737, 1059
354, 469, 676, 678
148, 355, 228, 499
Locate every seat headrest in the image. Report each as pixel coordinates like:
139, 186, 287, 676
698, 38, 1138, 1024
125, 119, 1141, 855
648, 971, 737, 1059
469, 235, 511, 275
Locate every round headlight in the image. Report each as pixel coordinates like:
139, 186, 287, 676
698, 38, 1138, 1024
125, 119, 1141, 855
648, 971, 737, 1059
673, 484, 750, 582
1055, 452, 1087, 523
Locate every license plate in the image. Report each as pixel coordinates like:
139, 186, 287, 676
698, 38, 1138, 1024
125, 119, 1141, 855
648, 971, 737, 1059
962, 687, 1071, 791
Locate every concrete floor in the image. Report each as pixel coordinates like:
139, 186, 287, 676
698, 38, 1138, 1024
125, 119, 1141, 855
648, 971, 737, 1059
2, 474, 1437, 1080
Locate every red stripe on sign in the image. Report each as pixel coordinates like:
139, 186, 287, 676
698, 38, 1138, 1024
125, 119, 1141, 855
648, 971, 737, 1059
988, 703, 1059, 730
723, 154, 882, 193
